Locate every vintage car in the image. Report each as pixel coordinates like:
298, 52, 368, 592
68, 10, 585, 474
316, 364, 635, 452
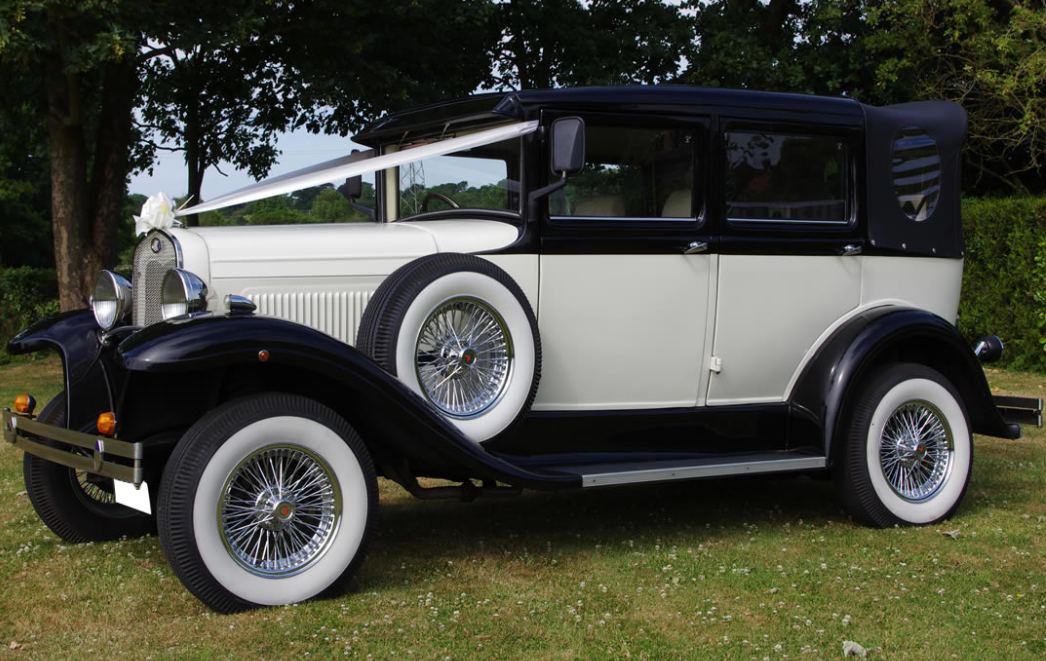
4, 86, 1041, 612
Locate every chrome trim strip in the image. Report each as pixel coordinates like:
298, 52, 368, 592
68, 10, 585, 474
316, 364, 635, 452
550, 215, 696, 223
2, 409, 144, 486
581, 456, 826, 487
727, 217, 851, 226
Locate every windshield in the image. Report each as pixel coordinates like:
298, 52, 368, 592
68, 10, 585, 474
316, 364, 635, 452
178, 121, 537, 220
392, 136, 522, 219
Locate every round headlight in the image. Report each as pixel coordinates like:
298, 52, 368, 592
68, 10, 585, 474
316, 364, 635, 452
161, 269, 209, 320
92, 270, 132, 330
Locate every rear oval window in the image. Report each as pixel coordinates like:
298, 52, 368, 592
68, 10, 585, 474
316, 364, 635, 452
892, 127, 940, 221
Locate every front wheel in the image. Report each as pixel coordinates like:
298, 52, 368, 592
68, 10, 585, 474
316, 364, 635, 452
158, 394, 377, 612
835, 364, 973, 527
23, 392, 154, 543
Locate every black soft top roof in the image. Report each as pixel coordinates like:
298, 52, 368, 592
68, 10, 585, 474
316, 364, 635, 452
353, 85, 866, 146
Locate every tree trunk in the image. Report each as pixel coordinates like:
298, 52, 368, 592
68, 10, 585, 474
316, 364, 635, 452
46, 33, 139, 310
184, 104, 202, 227
46, 51, 92, 311
85, 62, 138, 294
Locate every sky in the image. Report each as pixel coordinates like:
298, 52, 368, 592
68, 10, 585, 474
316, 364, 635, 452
128, 129, 367, 201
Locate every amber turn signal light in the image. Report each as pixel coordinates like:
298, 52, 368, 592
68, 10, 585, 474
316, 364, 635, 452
97, 412, 117, 436
14, 394, 36, 415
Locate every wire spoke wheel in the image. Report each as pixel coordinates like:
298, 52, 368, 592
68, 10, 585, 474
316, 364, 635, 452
219, 445, 341, 576
415, 296, 514, 418
878, 400, 954, 502
72, 468, 116, 505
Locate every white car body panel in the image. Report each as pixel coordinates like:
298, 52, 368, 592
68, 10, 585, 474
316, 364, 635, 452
172, 220, 520, 344
706, 255, 862, 405
532, 254, 712, 411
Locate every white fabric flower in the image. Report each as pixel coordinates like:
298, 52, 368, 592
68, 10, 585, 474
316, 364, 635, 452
134, 192, 181, 236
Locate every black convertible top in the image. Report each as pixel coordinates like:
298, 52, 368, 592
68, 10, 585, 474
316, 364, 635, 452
354, 86, 969, 259
353, 85, 865, 146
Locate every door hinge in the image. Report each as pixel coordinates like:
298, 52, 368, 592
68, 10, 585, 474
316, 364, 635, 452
709, 356, 722, 374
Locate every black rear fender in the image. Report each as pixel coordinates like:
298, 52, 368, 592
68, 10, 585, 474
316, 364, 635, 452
115, 314, 577, 490
790, 307, 1016, 462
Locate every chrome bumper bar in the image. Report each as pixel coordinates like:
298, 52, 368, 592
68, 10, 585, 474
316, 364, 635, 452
994, 396, 1043, 429
2, 408, 144, 487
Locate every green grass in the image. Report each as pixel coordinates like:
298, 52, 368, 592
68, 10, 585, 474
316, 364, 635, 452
0, 358, 1043, 659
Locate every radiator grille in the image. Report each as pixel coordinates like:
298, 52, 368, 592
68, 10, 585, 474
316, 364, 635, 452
250, 290, 373, 345
132, 230, 179, 326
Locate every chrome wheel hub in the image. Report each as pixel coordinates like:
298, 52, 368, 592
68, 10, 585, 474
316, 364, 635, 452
219, 445, 341, 576
879, 400, 954, 502
415, 296, 513, 418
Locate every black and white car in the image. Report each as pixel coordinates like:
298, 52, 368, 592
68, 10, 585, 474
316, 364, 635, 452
4, 86, 1040, 612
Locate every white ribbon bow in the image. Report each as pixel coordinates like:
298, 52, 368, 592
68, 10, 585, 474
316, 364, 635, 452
134, 192, 184, 236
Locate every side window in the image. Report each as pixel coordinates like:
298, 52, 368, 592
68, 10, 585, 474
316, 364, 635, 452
724, 131, 851, 224
891, 127, 940, 222
550, 125, 696, 220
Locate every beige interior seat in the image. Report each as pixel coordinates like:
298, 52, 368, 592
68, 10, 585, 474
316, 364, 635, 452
573, 195, 626, 217
661, 189, 692, 218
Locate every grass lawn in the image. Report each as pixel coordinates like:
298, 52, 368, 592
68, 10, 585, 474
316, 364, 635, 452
0, 356, 1043, 659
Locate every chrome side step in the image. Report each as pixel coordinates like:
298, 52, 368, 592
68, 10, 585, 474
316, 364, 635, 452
576, 455, 826, 488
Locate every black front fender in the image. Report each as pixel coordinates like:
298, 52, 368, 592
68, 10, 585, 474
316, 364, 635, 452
790, 307, 1017, 459
6, 310, 115, 427
115, 314, 577, 490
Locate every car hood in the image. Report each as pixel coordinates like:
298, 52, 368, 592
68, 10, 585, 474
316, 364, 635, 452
175, 219, 519, 280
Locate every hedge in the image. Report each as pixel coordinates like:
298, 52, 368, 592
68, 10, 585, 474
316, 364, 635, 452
959, 196, 1046, 372
0, 266, 60, 351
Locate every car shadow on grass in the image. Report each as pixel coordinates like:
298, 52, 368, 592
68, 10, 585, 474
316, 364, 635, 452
364, 474, 845, 583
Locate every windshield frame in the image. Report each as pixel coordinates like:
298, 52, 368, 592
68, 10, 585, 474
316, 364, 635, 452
381, 127, 526, 223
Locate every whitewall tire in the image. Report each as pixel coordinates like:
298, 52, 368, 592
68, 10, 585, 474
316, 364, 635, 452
158, 394, 377, 612
356, 254, 541, 444
836, 364, 972, 527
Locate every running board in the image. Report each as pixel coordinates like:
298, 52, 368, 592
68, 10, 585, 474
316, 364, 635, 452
550, 454, 826, 488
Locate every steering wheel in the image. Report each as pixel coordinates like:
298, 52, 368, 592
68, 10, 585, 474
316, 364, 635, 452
422, 192, 460, 212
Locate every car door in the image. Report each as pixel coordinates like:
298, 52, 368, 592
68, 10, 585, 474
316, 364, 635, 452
533, 112, 716, 411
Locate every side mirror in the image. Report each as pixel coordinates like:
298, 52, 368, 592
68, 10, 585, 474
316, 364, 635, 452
550, 117, 585, 176
343, 174, 363, 200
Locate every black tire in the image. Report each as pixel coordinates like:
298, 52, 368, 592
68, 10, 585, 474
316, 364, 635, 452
357, 253, 541, 443
158, 393, 378, 613
835, 364, 973, 528
23, 392, 154, 543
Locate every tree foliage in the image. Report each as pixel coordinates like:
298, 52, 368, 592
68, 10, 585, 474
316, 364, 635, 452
496, 0, 690, 89
863, 0, 1046, 192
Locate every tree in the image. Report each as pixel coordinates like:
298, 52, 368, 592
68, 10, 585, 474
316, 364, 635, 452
0, 0, 153, 310
863, 0, 1046, 192
0, 0, 500, 307
141, 0, 499, 226
496, 0, 691, 89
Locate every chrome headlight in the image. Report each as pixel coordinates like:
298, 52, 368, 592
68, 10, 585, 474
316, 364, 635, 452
92, 270, 132, 330
161, 269, 208, 320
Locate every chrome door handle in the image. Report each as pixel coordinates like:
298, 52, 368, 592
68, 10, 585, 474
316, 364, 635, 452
684, 241, 708, 255
839, 243, 862, 256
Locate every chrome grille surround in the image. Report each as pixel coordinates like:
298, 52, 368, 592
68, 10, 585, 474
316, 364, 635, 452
132, 230, 182, 327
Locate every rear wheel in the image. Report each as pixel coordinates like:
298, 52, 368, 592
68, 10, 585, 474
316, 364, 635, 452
158, 393, 377, 612
836, 364, 972, 527
23, 392, 154, 543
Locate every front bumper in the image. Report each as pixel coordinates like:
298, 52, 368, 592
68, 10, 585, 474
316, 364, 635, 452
2, 408, 144, 487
